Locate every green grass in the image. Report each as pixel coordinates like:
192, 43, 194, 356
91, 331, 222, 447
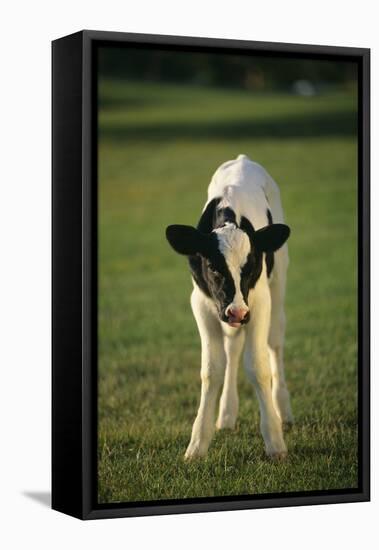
98, 78, 358, 503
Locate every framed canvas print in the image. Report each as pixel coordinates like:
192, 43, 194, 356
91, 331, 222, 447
52, 30, 370, 519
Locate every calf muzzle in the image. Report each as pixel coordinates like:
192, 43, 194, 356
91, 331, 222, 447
225, 306, 250, 327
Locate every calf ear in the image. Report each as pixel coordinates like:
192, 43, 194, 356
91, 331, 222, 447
253, 223, 291, 253
166, 225, 211, 256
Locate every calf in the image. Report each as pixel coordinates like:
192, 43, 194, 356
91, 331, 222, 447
166, 154, 293, 460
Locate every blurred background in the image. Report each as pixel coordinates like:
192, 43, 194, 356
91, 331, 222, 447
97, 46, 358, 504
99, 46, 357, 94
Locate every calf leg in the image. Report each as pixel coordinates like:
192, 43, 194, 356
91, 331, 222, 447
244, 284, 287, 459
269, 273, 293, 425
185, 290, 226, 460
269, 345, 293, 426
216, 330, 245, 430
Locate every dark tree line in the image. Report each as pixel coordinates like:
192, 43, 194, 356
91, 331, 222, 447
99, 46, 357, 91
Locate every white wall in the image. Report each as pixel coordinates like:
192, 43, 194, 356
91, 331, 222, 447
0, 1, 376, 548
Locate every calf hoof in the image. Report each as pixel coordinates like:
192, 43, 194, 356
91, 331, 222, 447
265, 436, 288, 461
184, 442, 208, 461
267, 450, 288, 462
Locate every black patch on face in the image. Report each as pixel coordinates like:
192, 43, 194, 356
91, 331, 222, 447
189, 199, 237, 316
265, 209, 274, 278
239, 212, 275, 291
202, 238, 237, 320
189, 198, 220, 298
239, 216, 264, 302
189, 236, 236, 318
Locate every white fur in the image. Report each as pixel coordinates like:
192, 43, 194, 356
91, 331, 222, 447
185, 154, 293, 461
215, 223, 250, 312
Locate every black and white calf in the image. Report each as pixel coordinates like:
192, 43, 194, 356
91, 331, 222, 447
166, 154, 293, 460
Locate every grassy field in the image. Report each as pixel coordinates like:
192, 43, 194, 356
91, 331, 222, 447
97, 78, 358, 504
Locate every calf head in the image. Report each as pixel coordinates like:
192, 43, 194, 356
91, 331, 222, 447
166, 217, 290, 327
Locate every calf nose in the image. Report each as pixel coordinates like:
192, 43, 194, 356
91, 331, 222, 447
226, 306, 249, 323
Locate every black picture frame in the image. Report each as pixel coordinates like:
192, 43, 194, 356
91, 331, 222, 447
52, 30, 370, 520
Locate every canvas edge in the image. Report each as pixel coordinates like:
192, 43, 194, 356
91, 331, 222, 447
52, 31, 85, 519
52, 30, 370, 520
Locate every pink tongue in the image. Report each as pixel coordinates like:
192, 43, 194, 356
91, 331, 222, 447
228, 320, 241, 328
